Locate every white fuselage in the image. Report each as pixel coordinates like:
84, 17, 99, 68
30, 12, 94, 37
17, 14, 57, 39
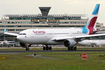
17, 28, 87, 45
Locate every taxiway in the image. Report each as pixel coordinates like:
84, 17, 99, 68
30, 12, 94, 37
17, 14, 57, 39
0, 50, 105, 54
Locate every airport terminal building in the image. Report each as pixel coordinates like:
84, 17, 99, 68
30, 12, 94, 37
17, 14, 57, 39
0, 7, 104, 42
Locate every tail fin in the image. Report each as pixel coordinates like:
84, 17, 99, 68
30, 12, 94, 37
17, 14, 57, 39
82, 4, 100, 35
4, 29, 7, 33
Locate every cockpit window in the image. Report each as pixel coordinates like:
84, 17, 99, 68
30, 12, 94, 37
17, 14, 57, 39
19, 33, 26, 35
19, 33, 22, 35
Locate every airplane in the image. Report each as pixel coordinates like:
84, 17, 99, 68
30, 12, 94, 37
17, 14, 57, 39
4, 4, 105, 51
0, 40, 16, 47
0, 34, 16, 47
78, 39, 105, 47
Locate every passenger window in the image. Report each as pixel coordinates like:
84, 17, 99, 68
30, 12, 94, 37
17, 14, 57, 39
19, 33, 26, 35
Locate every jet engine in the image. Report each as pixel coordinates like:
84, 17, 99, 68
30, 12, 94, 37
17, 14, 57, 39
64, 39, 76, 47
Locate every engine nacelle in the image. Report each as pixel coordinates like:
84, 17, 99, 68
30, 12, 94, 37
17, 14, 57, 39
64, 39, 76, 47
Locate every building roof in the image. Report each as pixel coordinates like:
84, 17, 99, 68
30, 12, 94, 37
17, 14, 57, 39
4, 14, 85, 18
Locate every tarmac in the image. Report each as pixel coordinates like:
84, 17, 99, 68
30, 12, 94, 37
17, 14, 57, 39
0, 47, 105, 54
0, 50, 105, 54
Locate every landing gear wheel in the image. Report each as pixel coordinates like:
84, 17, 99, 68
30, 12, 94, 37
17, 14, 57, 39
68, 47, 71, 51
74, 47, 77, 51
71, 47, 73, 51
49, 47, 52, 50
26, 47, 29, 51
43, 47, 46, 51
43, 45, 52, 51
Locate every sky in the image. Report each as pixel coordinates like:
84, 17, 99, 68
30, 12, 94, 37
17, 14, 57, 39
0, 0, 105, 25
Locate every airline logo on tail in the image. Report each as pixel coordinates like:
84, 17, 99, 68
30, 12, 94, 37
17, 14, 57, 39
82, 4, 100, 35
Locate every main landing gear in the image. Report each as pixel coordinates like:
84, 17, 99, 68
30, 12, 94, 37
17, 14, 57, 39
26, 47, 29, 51
43, 45, 52, 51
68, 46, 77, 51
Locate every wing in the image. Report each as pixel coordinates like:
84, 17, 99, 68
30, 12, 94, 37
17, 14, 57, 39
4, 32, 18, 36
4, 29, 18, 37
51, 33, 105, 41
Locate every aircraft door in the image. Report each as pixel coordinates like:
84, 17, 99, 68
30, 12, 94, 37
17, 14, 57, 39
30, 33, 34, 38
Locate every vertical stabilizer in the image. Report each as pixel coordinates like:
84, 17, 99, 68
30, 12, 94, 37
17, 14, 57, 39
82, 4, 100, 34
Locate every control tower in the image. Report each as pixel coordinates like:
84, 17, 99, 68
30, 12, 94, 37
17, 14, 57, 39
39, 7, 51, 16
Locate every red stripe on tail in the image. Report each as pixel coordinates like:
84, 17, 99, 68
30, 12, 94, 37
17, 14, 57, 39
88, 17, 97, 35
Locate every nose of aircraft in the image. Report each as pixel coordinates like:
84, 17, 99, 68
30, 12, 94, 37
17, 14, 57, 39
17, 35, 28, 43
17, 36, 22, 41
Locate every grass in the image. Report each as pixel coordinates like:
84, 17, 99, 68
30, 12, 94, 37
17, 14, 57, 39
0, 48, 105, 70
0, 52, 105, 70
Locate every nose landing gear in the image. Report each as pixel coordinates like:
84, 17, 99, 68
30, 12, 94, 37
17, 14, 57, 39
25, 44, 31, 51
26, 47, 29, 51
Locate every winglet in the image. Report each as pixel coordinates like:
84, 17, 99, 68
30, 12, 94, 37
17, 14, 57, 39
4, 29, 7, 33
